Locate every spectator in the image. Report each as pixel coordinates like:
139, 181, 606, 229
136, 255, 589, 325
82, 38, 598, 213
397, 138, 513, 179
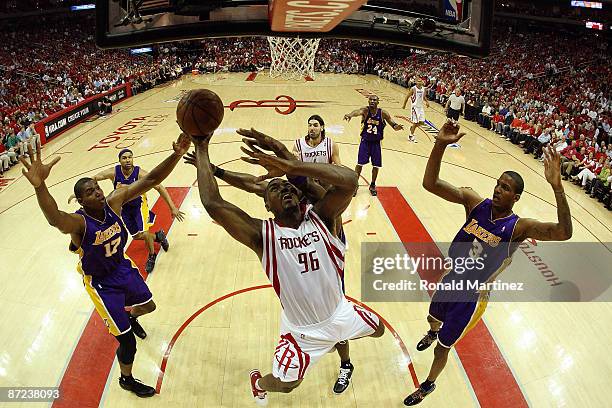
99, 95, 112, 116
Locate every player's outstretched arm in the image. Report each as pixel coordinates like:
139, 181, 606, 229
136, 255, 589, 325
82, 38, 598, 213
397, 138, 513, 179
215, 165, 268, 197
137, 168, 186, 221
67, 167, 115, 203
423, 121, 482, 212
185, 152, 269, 197
191, 136, 264, 258
513, 146, 572, 242
237, 128, 295, 161
382, 110, 403, 131
343, 107, 365, 122
91, 167, 115, 182
108, 133, 191, 210
21, 141, 84, 235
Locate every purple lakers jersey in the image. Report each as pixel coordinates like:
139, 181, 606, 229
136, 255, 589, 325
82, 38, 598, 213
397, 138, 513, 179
444, 198, 520, 289
113, 165, 142, 209
70, 202, 137, 278
360, 108, 385, 142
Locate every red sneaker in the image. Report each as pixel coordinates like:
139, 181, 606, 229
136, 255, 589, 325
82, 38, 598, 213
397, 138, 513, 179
249, 369, 268, 406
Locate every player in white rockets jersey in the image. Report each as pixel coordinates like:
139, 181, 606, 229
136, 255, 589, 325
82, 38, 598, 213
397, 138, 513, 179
292, 114, 341, 165
402, 77, 430, 143
188, 129, 384, 406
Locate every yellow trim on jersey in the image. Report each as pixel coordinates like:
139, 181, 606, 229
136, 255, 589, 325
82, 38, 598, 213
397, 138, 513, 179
123, 251, 139, 271
486, 257, 513, 284
457, 293, 489, 343
82, 274, 122, 336
79, 266, 122, 336
139, 193, 153, 232
450, 256, 512, 345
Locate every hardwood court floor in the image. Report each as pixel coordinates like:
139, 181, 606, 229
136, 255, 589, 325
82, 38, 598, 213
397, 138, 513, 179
0, 73, 610, 408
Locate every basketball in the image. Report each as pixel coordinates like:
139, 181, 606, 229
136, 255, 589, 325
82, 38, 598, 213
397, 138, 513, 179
176, 89, 224, 137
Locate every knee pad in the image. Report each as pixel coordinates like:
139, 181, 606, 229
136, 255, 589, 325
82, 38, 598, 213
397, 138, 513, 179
115, 331, 137, 364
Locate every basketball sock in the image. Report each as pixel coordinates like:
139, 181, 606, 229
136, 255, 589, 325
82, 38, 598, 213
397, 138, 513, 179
420, 380, 434, 390
341, 360, 352, 369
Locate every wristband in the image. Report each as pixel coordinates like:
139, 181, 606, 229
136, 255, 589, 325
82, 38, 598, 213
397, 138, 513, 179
213, 167, 225, 178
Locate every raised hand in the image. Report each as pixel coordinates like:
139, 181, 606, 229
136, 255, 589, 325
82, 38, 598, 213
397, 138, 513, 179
20, 141, 60, 188
236, 128, 287, 154
435, 120, 466, 145
173, 132, 192, 155
240, 144, 290, 182
343, 114, 352, 122
183, 150, 197, 167
543, 145, 562, 190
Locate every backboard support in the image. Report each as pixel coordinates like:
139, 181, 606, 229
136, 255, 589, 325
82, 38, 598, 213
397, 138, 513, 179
96, 0, 493, 57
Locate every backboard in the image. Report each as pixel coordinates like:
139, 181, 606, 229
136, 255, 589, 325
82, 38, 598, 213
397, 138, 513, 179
96, 0, 493, 57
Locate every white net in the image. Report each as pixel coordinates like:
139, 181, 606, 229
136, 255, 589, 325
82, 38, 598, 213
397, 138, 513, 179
267, 36, 321, 80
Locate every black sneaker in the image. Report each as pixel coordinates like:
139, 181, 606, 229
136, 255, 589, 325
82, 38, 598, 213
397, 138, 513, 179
155, 230, 169, 251
129, 316, 147, 339
404, 383, 436, 406
119, 376, 155, 397
369, 184, 377, 196
416, 330, 438, 351
333, 364, 353, 394
145, 253, 157, 274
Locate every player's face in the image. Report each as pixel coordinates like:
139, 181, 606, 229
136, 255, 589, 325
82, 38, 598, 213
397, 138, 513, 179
368, 96, 379, 109
119, 152, 133, 171
78, 180, 106, 211
265, 178, 300, 214
308, 120, 322, 139
492, 174, 519, 208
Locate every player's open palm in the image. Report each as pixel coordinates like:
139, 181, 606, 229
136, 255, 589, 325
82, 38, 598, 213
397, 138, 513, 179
543, 145, 562, 188
240, 145, 289, 181
237, 128, 277, 151
20, 141, 60, 188
436, 120, 466, 145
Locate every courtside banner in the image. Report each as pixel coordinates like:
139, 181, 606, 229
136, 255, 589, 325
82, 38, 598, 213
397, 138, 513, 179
269, 0, 368, 32
443, 0, 463, 22
35, 83, 131, 143
104, 84, 130, 103
40, 99, 99, 142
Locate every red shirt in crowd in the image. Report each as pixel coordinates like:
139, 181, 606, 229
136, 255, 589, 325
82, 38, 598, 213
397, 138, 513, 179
510, 118, 524, 129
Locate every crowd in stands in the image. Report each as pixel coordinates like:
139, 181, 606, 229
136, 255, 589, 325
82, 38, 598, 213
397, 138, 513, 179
365, 24, 611, 209
1, 10, 610, 209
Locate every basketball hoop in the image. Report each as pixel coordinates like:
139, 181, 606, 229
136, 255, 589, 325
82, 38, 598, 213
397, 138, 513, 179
267, 36, 320, 80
